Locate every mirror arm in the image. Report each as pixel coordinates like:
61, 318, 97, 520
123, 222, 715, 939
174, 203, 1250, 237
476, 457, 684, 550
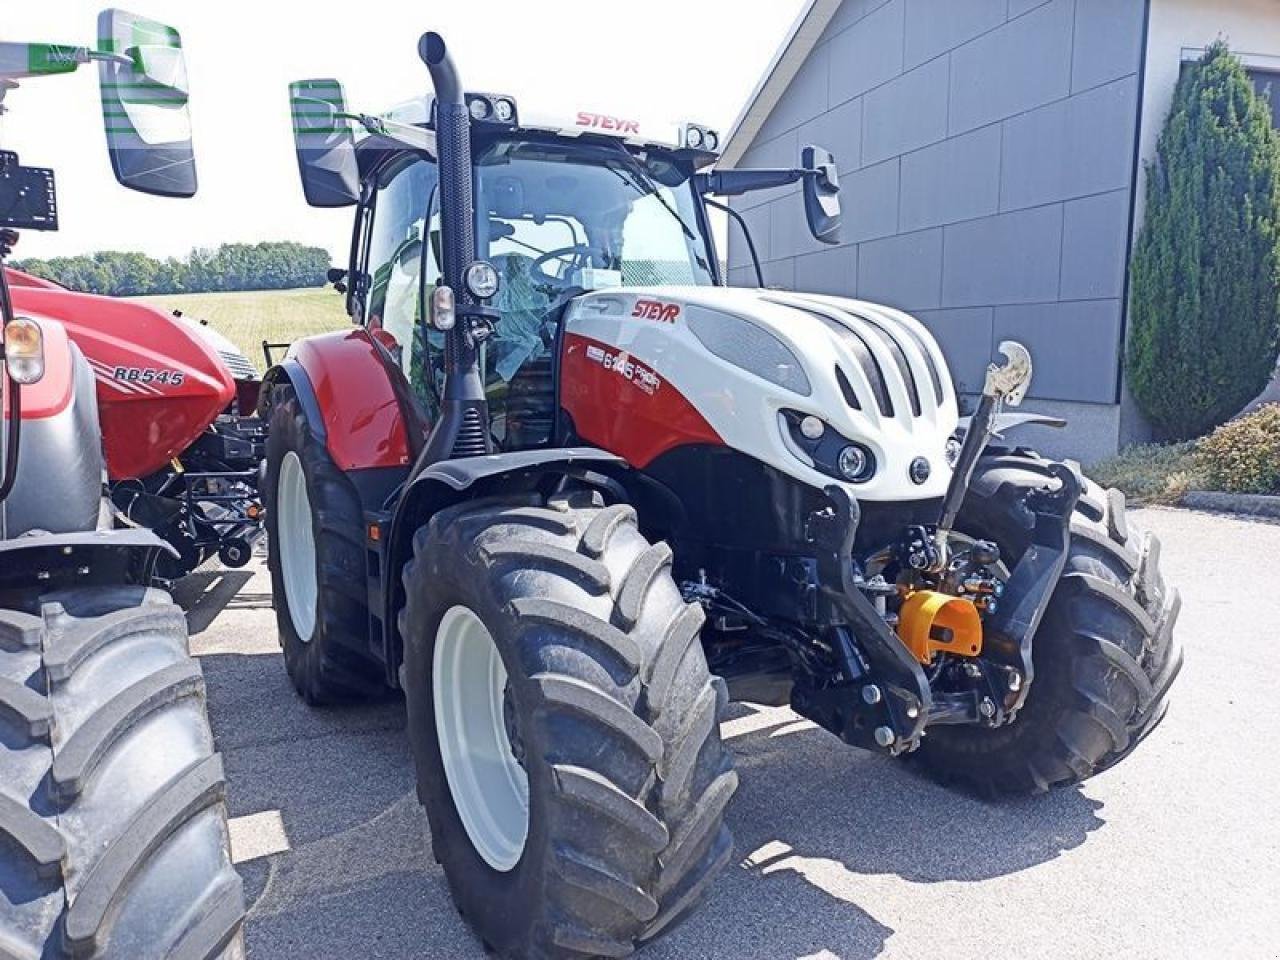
703, 197, 764, 288
695, 167, 807, 197
86, 50, 132, 67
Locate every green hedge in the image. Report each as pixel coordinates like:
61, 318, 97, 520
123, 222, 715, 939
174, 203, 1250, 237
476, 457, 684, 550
1196, 403, 1280, 494
14, 241, 331, 296
1127, 42, 1280, 440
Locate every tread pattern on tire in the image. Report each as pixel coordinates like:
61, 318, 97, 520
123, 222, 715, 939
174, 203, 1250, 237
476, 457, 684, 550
402, 494, 737, 959
0, 587, 245, 959
264, 387, 386, 703
916, 452, 1183, 796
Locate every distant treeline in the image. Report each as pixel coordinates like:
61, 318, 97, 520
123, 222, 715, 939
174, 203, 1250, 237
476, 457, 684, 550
14, 241, 331, 296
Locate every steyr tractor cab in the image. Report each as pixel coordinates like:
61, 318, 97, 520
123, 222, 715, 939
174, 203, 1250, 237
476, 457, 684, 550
0, 12, 244, 959
267, 31, 1182, 958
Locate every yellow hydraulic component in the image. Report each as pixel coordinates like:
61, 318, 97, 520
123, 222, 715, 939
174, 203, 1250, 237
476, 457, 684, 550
896, 590, 983, 664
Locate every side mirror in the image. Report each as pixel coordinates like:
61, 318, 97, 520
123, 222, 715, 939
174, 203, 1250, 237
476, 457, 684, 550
290, 79, 360, 208
801, 145, 841, 245
132, 44, 187, 93
97, 10, 196, 197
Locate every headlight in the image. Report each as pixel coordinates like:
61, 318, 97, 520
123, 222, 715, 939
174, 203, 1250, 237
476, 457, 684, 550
704, 130, 719, 151
909, 457, 931, 485
781, 410, 876, 483
685, 126, 704, 149
686, 308, 811, 396
464, 261, 500, 300
838, 445, 869, 481
430, 285, 456, 331
3, 316, 44, 385
469, 98, 491, 121
492, 98, 515, 124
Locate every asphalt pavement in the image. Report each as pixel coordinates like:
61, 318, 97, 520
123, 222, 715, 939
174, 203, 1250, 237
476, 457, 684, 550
174, 507, 1280, 959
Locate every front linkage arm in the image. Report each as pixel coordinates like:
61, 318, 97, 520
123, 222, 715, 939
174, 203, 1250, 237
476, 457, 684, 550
798, 485, 933, 756
979, 461, 1082, 721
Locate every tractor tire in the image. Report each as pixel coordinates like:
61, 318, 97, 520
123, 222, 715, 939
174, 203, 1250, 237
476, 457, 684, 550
914, 451, 1183, 797
264, 387, 386, 704
0, 585, 245, 959
399, 491, 737, 959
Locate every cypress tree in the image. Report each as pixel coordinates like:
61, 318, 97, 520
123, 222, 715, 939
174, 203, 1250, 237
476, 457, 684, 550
1127, 41, 1280, 440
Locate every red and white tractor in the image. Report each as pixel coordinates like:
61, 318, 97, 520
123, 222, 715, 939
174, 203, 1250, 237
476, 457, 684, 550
265, 32, 1182, 958
0, 12, 243, 958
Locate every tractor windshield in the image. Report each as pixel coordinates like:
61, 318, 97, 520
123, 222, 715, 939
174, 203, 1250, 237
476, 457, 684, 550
474, 138, 713, 384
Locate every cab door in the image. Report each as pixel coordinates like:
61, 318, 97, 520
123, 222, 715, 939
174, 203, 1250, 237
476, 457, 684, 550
351, 152, 442, 437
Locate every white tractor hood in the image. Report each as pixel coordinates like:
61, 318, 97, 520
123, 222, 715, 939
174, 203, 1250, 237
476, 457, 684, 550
563, 285, 961, 501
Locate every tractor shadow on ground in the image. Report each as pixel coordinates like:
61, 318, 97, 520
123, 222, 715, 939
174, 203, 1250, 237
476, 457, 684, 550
644, 704, 1106, 960
184, 561, 1106, 960
170, 566, 258, 635
201, 663, 1104, 960
193, 644, 442, 957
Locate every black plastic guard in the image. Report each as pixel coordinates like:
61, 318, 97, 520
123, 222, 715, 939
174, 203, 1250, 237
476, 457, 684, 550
982, 460, 1082, 719
0, 528, 178, 611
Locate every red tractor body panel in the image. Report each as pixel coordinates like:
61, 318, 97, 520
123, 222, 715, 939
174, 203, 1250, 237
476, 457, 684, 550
6, 275, 234, 481
4, 269, 63, 291
288, 329, 413, 470
3, 315, 75, 420
560, 332, 722, 468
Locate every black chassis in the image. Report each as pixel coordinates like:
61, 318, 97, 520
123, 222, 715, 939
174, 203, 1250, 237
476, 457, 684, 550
629, 445, 1084, 756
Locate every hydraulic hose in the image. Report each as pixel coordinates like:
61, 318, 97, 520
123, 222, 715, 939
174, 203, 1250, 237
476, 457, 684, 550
0, 252, 21, 504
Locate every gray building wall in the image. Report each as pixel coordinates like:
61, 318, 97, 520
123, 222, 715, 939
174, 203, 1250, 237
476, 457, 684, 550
727, 0, 1148, 462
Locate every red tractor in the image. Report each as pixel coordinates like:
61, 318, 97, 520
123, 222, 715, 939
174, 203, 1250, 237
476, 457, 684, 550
266, 33, 1181, 958
4, 267, 267, 580
0, 12, 244, 958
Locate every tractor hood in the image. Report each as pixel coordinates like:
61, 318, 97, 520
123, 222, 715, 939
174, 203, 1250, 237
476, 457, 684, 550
561, 286, 960, 501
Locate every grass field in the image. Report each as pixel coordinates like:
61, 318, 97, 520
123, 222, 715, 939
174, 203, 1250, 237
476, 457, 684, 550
130, 287, 350, 372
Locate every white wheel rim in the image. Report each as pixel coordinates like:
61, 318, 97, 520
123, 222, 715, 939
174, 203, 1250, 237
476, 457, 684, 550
433, 605, 529, 872
277, 451, 318, 642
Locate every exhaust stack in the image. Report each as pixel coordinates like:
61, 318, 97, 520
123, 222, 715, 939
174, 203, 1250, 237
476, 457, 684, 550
417, 31, 491, 460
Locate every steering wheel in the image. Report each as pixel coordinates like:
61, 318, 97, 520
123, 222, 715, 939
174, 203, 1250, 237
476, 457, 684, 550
529, 243, 595, 291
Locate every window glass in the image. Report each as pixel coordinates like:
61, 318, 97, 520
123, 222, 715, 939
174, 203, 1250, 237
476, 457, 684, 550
471, 138, 713, 449
364, 156, 438, 386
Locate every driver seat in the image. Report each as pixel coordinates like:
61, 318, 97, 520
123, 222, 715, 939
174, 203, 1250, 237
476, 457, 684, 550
493, 251, 558, 449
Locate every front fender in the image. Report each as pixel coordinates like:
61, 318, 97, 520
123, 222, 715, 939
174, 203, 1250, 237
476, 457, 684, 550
381, 447, 626, 682
259, 329, 416, 471
2, 326, 103, 539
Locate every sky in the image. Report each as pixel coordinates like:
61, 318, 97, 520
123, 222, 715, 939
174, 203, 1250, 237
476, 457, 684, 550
1, 0, 808, 263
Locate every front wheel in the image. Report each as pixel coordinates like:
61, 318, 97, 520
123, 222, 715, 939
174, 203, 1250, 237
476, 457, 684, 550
264, 386, 386, 704
0, 586, 245, 958
400, 491, 737, 959
914, 453, 1183, 796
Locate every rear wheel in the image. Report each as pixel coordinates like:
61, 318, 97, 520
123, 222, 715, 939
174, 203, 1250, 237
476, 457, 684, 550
914, 453, 1183, 796
264, 387, 386, 703
400, 491, 737, 959
0, 585, 244, 958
